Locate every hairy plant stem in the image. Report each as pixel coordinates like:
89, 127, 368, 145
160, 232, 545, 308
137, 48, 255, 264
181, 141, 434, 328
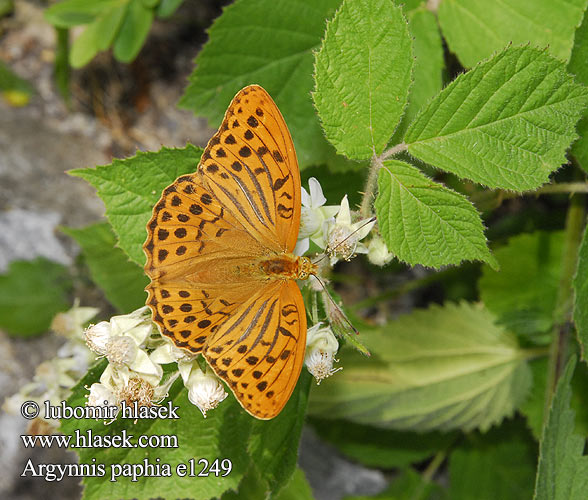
499, 182, 588, 199
543, 192, 585, 419
359, 143, 407, 218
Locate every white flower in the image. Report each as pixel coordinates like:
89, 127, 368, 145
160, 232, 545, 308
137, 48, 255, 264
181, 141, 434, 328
326, 196, 376, 264
181, 361, 227, 417
84, 321, 111, 355
87, 383, 117, 407
51, 301, 99, 339
304, 323, 341, 384
85, 307, 162, 383
294, 177, 339, 256
367, 234, 394, 266
150, 338, 198, 364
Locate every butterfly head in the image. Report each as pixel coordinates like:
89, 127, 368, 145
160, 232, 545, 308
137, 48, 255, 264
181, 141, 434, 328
296, 256, 317, 280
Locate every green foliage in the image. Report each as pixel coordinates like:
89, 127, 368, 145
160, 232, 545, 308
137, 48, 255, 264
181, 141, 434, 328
570, 9, 588, 172
247, 371, 311, 493
178, 0, 351, 171
479, 231, 564, 339
62, 222, 148, 313
0, 258, 72, 337
534, 357, 588, 499
448, 420, 537, 500
345, 468, 445, 500
313, 0, 412, 160
573, 222, 588, 361
405, 46, 588, 191
311, 418, 455, 468
520, 358, 549, 440
308, 302, 532, 432
70, 145, 202, 266
272, 467, 314, 500
375, 160, 496, 269
437, 0, 588, 68
393, 2, 443, 140
44, 0, 180, 67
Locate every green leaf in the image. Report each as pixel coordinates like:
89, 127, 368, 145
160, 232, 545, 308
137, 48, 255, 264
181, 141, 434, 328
62, 222, 148, 313
520, 357, 549, 441
534, 357, 588, 500
375, 160, 497, 269
404, 46, 588, 191
70, 5, 128, 68
437, 0, 588, 68
45, 0, 126, 28
221, 466, 270, 500
61, 363, 252, 500
573, 221, 588, 362
113, 0, 154, 63
178, 0, 354, 171
248, 371, 311, 493
156, 0, 184, 18
570, 9, 588, 173
448, 420, 537, 500
0, 258, 71, 336
311, 418, 455, 468
479, 231, 564, 339
308, 302, 532, 433
313, 0, 412, 160
273, 467, 314, 500
392, 2, 444, 141
346, 468, 444, 500
69, 145, 203, 266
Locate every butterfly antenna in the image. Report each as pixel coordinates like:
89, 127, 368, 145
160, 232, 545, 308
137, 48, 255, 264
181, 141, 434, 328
312, 216, 377, 266
311, 274, 359, 336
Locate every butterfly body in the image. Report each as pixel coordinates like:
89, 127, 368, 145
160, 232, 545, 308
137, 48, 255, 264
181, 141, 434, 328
144, 85, 312, 419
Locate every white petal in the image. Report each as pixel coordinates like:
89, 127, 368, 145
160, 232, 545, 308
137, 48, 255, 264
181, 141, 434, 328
301, 185, 311, 207
178, 359, 198, 384
293, 238, 310, 256
87, 383, 117, 407
308, 177, 327, 208
335, 195, 352, 226
353, 218, 376, 240
129, 350, 163, 385
150, 344, 176, 364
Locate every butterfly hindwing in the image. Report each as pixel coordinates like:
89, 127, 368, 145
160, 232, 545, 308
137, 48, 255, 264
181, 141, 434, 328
198, 85, 301, 253
203, 280, 307, 419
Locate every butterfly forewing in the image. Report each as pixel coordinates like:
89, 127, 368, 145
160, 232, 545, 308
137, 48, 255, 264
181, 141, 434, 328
198, 85, 301, 253
143, 85, 307, 419
204, 280, 306, 419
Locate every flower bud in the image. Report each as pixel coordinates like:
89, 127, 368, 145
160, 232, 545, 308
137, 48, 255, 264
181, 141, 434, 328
84, 321, 112, 355
304, 323, 341, 384
367, 235, 394, 266
185, 366, 228, 417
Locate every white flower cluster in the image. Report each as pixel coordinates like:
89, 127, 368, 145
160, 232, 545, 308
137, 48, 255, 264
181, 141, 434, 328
295, 177, 392, 266
2, 303, 99, 430
83, 306, 227, 418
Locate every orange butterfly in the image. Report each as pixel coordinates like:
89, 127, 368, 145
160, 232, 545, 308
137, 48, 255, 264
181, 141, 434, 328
143, 85, 316, 419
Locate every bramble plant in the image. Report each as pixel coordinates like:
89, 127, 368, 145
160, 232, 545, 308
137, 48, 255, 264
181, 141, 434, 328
4, 0, 588, 498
